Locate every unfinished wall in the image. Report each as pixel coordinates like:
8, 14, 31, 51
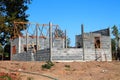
12, 48, 111, 61
75, 31, 112, 61
11, 28, 112, 62
12, 49, 50, 61
11, 33, 112, 61
11, 36, 65, 54
20, 37, 50, 51
53, 38, 65, 48
51, 48, 111, 61
35, 49, 50, 61
51, 48, 83, 61
12, 50, 33, 61
75, 35, 82, 48
84, 49, 111, 61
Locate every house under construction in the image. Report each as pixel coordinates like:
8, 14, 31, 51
11, 22, 112, 61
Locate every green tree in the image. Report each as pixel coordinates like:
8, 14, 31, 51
111, 39, 116, 59
112, 25, 119, 40
111, 39, 116, 52
0, 0, 31, 46
111, 25, 120, 60
111, 25, 119, 49
0, 44, 4, 60
54, 28, 64, 38
4, 43, 11, 60
54, 28, 71, 47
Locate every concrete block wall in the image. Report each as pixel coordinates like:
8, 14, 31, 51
11, 48, 112, 61
84, 49, 96, 61
75, 35, 82, 47
35, 49, 50, 61
12, 49, 50, 61
11, 36, 65, 54
11, 28, 112, 61
51, 48, 83, 61
83, 34, 111, 50
53, 38, 65, 48
39, 38, 49, 49
101, 36, 111, 49
84, 49, 112, 61
11, 34, 112, 61
75, 32, 112, 61
12, 51, 32, 61
51, 48, 112, 62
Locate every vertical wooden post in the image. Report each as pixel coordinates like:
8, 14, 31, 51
108, 27, 112, 61
26, 29, 28, 53
81, 24, 85, 60
65, 30, 67, 48
18, 36, 21, 53
10, 39, 12, 61
49, 22, 52, 61
36, 24, 39, 52
108, 27, 110, 36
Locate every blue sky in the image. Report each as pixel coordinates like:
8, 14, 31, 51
27, 0, 120, 46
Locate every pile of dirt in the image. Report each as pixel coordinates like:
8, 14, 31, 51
0, 61, 120, 80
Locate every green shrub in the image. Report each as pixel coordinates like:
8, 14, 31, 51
42, 61, 54, 69
65, 65, 71, 71
65, 65, 70, 68
0, 75, 12, 80
46, 61, 54, 66
42, 64, 51, 69
4, 52, 9, 57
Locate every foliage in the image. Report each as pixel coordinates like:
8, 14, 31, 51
0, 0, 31, 46
111, 25, 119, 48
111, 39, 116, 52
0, 72, 18, 80
46, 61, 54, 66
27, 77, 34, 80
0, 75, 12, 80
65, 65, 70, 68
112, 25, 119, 40
54, 28, 71, 47
0, 44, 3, 60
111, 25, 120, 60
0, 44, 4, 55
0, 43, 11, 60
111, 39, 116, 60
4, 44, 10, 52
64, 64, 71, 71
55, 28, 64, 38
42, 61, 54, 69
4, 44, 10, 57
4, 52, 9, 57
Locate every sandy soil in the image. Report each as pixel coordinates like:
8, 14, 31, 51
0, 61, 120, 80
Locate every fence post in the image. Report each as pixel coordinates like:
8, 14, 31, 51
81, 24, 85, 60
49, 22, 52, 61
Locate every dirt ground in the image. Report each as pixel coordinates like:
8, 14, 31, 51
0, 61, 120, 80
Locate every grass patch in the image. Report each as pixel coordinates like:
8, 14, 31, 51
0, 72, 22, 80
0, 75, 12, 80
